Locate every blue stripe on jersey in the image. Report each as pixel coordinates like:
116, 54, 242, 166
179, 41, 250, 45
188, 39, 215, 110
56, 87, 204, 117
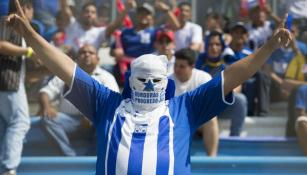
107, 115, 125, 175
127, 124, 147, 175
156, 116, 170, 175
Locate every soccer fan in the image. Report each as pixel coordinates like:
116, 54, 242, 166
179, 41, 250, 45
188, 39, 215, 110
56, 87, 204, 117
5, 0, 292, 174
0, 1, 33, 174
154, 29, 176, 76
174, 2, 203, 52
170, 48, 218, 157
37, 44, 119, 156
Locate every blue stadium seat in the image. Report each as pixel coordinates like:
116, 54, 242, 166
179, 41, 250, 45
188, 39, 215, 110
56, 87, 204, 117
18, 156, 307, 175
24, 118, 303, 156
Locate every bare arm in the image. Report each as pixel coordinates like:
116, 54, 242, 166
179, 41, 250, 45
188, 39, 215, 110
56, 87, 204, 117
223, 15, 292, 95
264, 4, 282, 25
105, 0, 136, 38
155, 1, 180, 30
6, 0, 75, 86
0, 40, 28, 56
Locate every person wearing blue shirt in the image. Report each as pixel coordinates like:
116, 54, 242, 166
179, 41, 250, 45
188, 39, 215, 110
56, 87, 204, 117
196, 31, 247, 136
120, 2, 180, 58
7, 0, 292, 174
266, 20, 307, 102
229, 22, 270, 116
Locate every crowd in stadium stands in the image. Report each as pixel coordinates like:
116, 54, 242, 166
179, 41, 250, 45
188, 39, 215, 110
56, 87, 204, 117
0, 0, 307, 174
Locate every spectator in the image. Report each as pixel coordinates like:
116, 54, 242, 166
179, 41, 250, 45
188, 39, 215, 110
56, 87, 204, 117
282, 54, 306, 136
265, 21, 307, 101
245, 5, 281, 116
120, 1, 179, 58
295, 85, 307, 156
7, 0, 292, 173
228, 22, 268, 116
196, 31, 247, 136
114, 1, 179, 85
0, 1, 34, 174
170, 48, 219, 157
154, 29, 176, 76
174, 2, 203, 52
62, 0, 135, 55
204, 13, 231, 45
246, 5, 280, 50
37, 44, 119, 156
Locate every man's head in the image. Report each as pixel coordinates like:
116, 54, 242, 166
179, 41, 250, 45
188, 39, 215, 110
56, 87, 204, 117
9, 0, 33, 21
154, 30, 175, 59
80, 2, 97, 28
206, 13, 223, 32
129, 54, 168, 111
230, 22, 248, 50
77, 44, 99, 74
206, 31, 224, 58
177, 2, 192, 23
174, 48, 196, 82
249, 6, 267, 27
136, 3, 154, 29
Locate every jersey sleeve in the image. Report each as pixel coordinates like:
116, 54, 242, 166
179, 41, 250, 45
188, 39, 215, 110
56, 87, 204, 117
64, 65, 122, 125
185, 71, 234, 128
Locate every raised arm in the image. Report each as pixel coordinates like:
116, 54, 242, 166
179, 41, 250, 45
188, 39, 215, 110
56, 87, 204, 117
155, 1, 180, 30
6, 0, 75, 86
223, 15, 292, 95
105, 0, 136, 38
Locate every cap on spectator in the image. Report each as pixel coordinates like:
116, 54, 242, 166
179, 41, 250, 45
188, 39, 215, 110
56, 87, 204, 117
230, 22, 248, 34
157, 30, 175, 42
137, 2, 155, 15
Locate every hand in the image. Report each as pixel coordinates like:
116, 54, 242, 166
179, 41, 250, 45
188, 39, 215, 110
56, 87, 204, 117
263, 4, 272, 15
5, 0, 34, 36
125, 0, 137, 11
37, 106, 58, 119
281, 79, 296, 92
268, 14, 293, 50
155, 1, 171, 12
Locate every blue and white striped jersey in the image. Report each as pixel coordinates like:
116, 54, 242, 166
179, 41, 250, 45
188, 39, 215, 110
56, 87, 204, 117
65, 65, 233, 175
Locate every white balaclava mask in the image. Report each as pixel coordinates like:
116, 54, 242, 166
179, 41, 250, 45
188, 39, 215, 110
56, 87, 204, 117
129, 54, 168, 112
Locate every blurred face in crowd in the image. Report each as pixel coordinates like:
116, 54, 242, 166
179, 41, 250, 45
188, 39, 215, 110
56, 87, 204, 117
230, 28, 248, 49
206, 17, 222, 31
291, 24, 300, 38
81, 4, 97, 27
208, 36, 222, 58
250, 7, 267, 26
155, 37, 175, 59
136, 9, 154, 29
174, 58, 193, 83
77, 44, 99, 73
178, 4, 191, 23
22, 3, 33, 21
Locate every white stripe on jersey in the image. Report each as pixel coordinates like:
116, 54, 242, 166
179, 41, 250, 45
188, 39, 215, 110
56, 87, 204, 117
168, 112, 175, 175
141, 115, 159, 175
116, 113, 135, 175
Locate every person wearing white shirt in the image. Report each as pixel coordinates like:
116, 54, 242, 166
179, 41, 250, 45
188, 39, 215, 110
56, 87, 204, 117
37, 44, 119, 156
60, 0, 136, 53
174, 2, 203, 52
169, 48, 218, 157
